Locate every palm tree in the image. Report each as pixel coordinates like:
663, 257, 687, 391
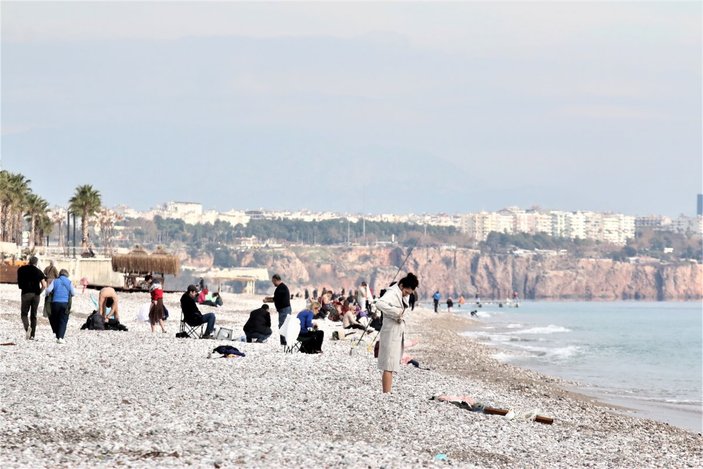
69, 185, 102, 251
0, 171, 31, 243
50, 207, 67, 252
24, 193, 50, 251
35, 213, 53, 252
0, 170, 31, 242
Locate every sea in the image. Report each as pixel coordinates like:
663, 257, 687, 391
459, 301, 702, 434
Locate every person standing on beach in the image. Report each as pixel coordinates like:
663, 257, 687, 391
376, 273, 419, 394
17, 256, 47, 340
145, 274, 167, 333
357, 281, 372, 312
264, 274, 291, 345
432, 290, 441, 313
46, 269, 75, 344
447, 297, 454, 313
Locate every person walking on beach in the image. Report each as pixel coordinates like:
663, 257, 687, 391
447, 297, 454, 313
145, 274, 167, 334
264, 274, 291, 345
46, 269, 75, 344
17, 256, 47, 340
376, 273, 419, 393
432, 290, 440, 313
43, 260, 59, 285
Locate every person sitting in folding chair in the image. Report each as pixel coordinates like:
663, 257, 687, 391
296, 302, 324, 354
180, 285, 217, 339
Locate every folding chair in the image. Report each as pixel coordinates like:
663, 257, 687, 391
180, 310, 205, 339
282, 316, 302, 353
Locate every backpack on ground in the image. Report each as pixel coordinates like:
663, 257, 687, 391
80, 310, 105, 330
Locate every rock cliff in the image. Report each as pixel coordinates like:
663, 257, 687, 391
202, 246, 701, 300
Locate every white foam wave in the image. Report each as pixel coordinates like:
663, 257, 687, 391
491, 352, 516, 362
512, 324, 571, 335
511, 344, 580, 360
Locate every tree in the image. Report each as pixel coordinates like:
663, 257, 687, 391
96, 208, 123, 255
50, 207, 67, 252
69, 185, 102, 250
24, 193, 49, 251
0, 170, 31, 243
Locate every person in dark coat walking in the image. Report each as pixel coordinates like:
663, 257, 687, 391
17, 256, 47, 340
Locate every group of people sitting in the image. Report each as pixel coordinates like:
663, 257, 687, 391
313, 288, 377, 331
241, 288, 378, 354
241, 302, 324, 353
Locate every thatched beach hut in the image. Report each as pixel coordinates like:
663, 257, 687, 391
111, 246, 179, 289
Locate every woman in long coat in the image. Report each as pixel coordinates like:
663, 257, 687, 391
375, 273, 419, 393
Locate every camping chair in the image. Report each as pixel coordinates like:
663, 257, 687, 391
282, 316, 302, 353
180, 310, 205, 339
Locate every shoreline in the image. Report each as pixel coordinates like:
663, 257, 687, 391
446, 301, 703, 434
1, 285, 701, 467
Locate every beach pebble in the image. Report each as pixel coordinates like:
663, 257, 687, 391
0, 284, 700, 468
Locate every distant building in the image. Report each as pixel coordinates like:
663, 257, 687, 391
697, 194, 702, 216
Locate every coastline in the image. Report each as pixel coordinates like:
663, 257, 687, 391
0, 285, 701, 467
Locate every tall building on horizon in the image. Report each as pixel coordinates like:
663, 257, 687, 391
698, 194, 703, 216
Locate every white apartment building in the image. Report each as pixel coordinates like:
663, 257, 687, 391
530, 212, 550, 234
635, 215, 673, 231
565, 211, 587, 239
671, 215, 703, 235
459, 209, 635, 245
550, 211, 569, 238
600, 213, 636, 245
163, 201, 203, 216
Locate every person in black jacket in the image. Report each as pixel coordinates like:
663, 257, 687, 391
264, 273, 291, 345
243, 304, 272, 343
17, 256, 47, 340
180, 285, 216, 338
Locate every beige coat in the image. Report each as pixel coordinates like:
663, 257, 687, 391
375, 284, 408, 372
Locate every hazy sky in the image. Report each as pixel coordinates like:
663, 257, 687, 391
2, 1, 701, 216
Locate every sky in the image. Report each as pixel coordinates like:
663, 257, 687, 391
1, 1, 701, 217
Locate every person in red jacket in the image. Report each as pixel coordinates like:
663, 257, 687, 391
145, 274, 166, 333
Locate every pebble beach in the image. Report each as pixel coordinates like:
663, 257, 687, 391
1, 283, 701, 468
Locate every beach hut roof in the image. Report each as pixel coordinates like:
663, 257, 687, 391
111, 245, 180, 276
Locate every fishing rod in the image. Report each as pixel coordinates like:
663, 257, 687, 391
349, 246, 415, 355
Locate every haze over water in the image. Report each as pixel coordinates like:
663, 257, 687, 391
461, 301, 702, 433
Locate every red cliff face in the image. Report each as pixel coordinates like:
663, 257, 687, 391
219, 246, 702, 300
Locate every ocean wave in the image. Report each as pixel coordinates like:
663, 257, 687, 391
514, 344, 580, 360
491, 352, 517, 362
512, 324, 571, 335
506, 323, 523, 329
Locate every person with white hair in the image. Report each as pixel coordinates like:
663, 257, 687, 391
46, 269, 76, 344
